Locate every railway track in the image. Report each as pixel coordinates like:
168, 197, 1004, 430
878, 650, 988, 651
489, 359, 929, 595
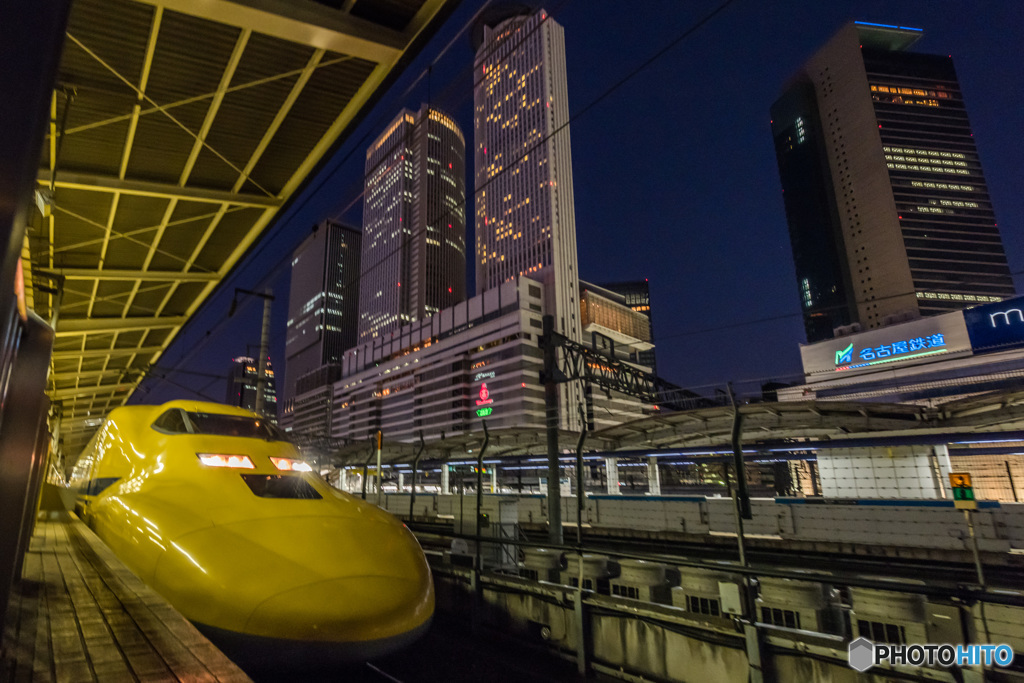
242, 614, 578, 682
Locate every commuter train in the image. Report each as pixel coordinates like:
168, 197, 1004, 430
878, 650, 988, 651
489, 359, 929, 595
70, 400, 433, 664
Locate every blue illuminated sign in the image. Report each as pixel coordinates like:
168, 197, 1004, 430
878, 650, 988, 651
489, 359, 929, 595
853, 21, 923, 32
963, 296, 1024, 352
835, 334, 947, 370
804, 310, 971, 377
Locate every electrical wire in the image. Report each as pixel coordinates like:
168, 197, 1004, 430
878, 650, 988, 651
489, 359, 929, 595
140, 0, 1015, 418
652, 265, 1024, 344
141, 0, 578, 388
146, 0, 740, 392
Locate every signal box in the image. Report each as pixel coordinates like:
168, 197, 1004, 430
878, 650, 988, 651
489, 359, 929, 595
949, 472, 977, 510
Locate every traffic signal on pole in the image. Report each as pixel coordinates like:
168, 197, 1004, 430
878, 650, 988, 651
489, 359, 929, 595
949, 472, 977, 510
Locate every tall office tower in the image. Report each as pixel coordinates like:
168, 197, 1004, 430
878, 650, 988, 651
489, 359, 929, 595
597, 280, 657, 374
357, 105, 467, 340
225, 355, 276, 418
284, 220, 361, 413
473, 8, 581, 336
772, 22, 1014, 343
473, 8, 584, 428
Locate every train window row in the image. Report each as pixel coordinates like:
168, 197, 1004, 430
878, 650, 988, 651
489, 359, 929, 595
568, 577, 595, 591
762, 607, 802, 630
686, 595, 721, 617
612, 585, 640, 600
858, 619, 906, 645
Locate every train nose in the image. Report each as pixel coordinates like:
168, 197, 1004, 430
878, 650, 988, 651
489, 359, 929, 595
246, 574, 433, 644
154, 512, 433, 647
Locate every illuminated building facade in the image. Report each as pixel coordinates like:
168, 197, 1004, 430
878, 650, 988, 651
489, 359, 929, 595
473, 7, 584, 429
772, 22, 1014, 343
357, 105, 466, 341
225, 356, 276, 418
334, 278, 545, 440
288, 277, 652, 440
283, 220, 361, 423
596, 280, 657, 374
779, 294, 1024, 407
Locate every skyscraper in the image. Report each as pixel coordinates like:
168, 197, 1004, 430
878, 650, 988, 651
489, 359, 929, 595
284, 219, 361, 414
473, 8, 581, 342
357, 105, 466, 340
473, 8, 584, 429
772, 21, 1014, 343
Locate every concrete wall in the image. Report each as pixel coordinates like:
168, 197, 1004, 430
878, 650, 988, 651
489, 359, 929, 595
374, 492, 1024, 553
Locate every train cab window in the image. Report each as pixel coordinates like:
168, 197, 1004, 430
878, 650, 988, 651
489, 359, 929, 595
152, 409, 189, 434
185, 412, 283, 441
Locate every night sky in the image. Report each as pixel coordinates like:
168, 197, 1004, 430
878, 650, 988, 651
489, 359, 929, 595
133, 0, 1024, 408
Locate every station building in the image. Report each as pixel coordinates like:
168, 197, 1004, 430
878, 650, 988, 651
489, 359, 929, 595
779, 294, 1024, 500
579, 281, 654, 367
779, 294, 1024, 405
290, 276, 653, 442
596, 280, 657, 374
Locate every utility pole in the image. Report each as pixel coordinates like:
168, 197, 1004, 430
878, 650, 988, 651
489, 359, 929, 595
538, 314, 667, 544
542, 315, 563, 545
727, 382, 764, 683
375, 430, 383, 506
228, 287, 275, 418
255, 291, 272, 416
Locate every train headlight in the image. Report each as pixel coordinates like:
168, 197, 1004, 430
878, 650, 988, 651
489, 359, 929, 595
270, 457, 313, 472
197, 453, 255, 469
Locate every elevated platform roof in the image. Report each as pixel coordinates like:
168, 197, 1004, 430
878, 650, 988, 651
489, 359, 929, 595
326, 390, 1024, 465
32, 0, 456, 453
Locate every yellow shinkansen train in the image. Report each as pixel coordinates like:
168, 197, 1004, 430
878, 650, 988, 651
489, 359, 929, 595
69, 400, 433, 663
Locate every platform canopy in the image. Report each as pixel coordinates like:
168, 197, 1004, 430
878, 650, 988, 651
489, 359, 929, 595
324, 391, 1024, 466
324, 427, 591, 466
29, 0, 454, 453
327, 402, 934, 466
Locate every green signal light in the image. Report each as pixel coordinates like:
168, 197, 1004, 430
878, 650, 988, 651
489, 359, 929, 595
476, 406, 493, 417
953, 486, 975, 501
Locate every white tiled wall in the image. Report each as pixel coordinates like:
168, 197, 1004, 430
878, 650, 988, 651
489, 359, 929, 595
817, 446, 951, 499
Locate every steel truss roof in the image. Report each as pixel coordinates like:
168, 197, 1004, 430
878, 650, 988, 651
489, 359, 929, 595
30, 0, 453, 454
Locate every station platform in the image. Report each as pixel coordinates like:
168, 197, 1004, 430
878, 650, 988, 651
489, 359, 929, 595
0, 515, 250, 683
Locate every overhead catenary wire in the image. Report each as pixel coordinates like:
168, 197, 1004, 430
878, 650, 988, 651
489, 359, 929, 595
142, 0, 1015, 417
142, 0, 577, 388
144, 0, 738, 393
652, 265, 1024, 345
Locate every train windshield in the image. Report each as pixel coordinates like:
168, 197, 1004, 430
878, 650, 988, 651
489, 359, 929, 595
185, 412, 284, 441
